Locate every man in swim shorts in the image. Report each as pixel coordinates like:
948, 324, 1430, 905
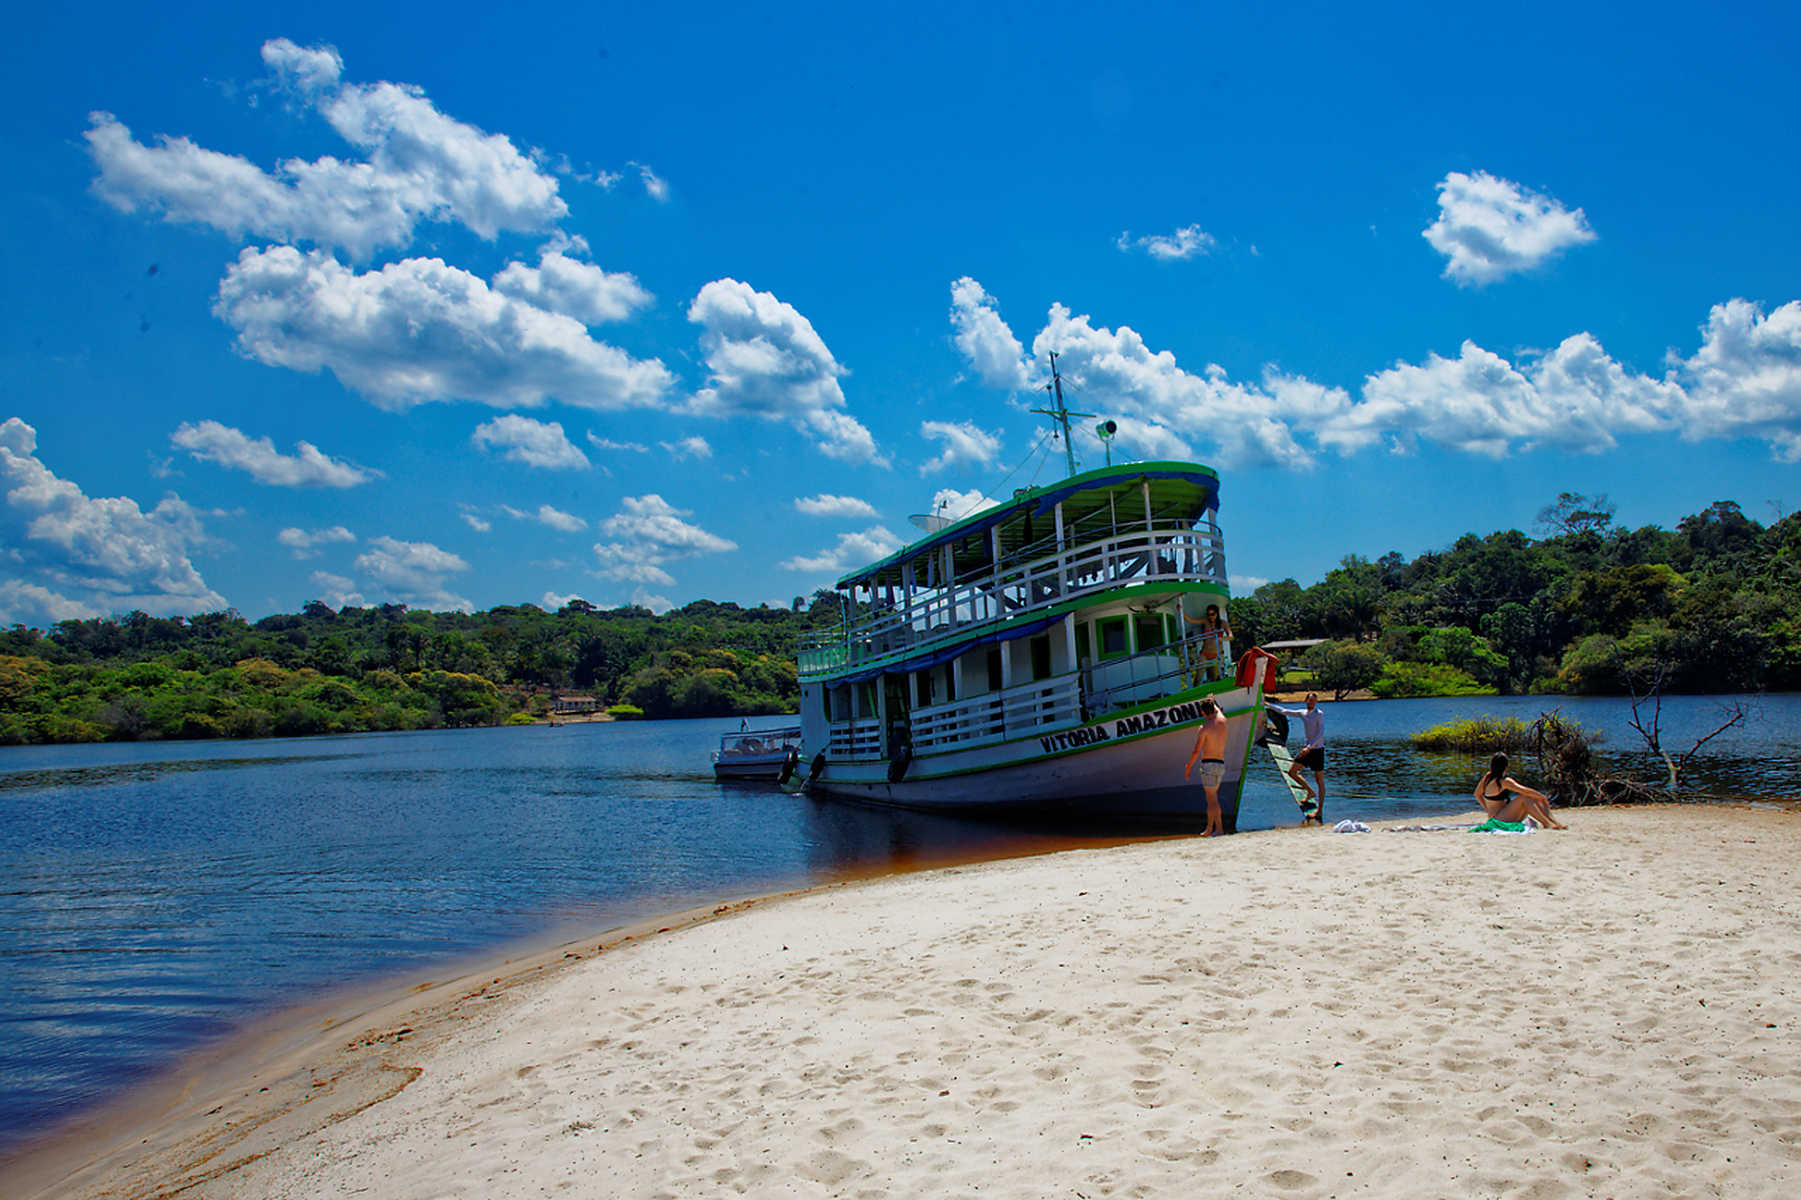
1268, 692, 1327, 824
1182, 696, 1229, 836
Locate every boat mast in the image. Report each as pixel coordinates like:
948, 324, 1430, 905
1031, 351, 1093, 479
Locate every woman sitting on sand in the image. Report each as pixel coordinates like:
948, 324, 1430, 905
1475, 753, 1567, 829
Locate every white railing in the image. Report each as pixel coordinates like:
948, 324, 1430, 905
908, 675, 1083, 752
886, 630, 1230, 755
798, 519, 1225, 679
826, 717, 884, 759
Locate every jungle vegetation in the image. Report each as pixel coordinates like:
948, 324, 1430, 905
1, 494, 1796, 744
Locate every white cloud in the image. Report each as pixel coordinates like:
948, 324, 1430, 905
500, 503, 586, 532
170, 419, 376, 487
308, 570, 365, 609
459, 508, 491, 532
215, 246, 672, 412
541, 590, 586, 610
1676, 299, 1801, 461
929, 487, 1001, 522
1116, 223, 1216, 261
587, 434, 649, 453
1332, 333, 1688, 458
592, 493, 735, 588
470, 415, 590, 470
660, 435, 712, 460
491, 245, 651, 325
629, 588, 673, 614
1423, 170, 1596, 286
277, 524, 356, 559
354, 534, 471, 611
795, 493, 879, 518
687, 278, 884, 465
781, 526, 903, 574
635, 163, 670, 202
261, 37, 343, 94
949, 277, 1031, 391
919, 419, 1002, 474
88, 40, 566, 258
0, 581, 104, 624
1031, 303, 1346, 470
0, 417, 227, 625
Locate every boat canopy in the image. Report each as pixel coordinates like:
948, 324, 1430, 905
838, 461, 1221, 590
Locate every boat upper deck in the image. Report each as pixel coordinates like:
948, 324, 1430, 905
798, 463, 1226, 681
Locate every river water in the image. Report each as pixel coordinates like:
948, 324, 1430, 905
1, 694, 1796, 1156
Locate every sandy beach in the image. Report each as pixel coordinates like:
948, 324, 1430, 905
9, 804, 1801, 1199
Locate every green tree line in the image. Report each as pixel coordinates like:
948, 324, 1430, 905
2, 494, 1796, 744
1232, 495, 1801, 698
0, 595, 839, 744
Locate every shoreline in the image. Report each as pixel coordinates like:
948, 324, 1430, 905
9, 802, 1801, 1198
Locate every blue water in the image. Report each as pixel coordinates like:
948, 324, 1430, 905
2, 696, 1796, 1156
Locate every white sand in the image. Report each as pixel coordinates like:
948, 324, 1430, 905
13, 805, 1801, 1199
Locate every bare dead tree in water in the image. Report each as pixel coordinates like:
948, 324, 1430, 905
1625, 663, 1747, 798
1529, 711, 1652, 806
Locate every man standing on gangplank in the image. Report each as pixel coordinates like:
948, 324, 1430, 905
1269, 693, 1327, 824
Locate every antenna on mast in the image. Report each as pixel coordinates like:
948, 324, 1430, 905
1030, 351, 1094, 479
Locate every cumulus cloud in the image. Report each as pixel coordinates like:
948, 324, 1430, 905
919, 419, 1002, 474
660, 435, 712, 460
87, 39, 566, 257
687, 279, 883, 464
354, 534, 471, 611
949, 277, 1031, 391
541, 590, 587, 610
1116, 223, 1216, 261
170, 419, 376, 486
781, 526, 903, 574
929, 487, 1001, 522
958, 283, 1801, 467
308, 570, 365, 609
1422, 170, 1596, 286
1676, 299, 1801, 461
470, 414, 590, 469
215, 246, 672, 411
1032, 303, 1347, 470
592, 493, 735, 589
277, 524, 357, 559
491, 245, 651, 325
795, 493, 879, 518
0, 418, 227, 625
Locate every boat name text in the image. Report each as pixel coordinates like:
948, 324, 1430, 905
1037, 699, 1212, 754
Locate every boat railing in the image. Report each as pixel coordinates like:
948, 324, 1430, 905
826, 717, 884, 760
717, 726, 803, 757
825, 629, 1232, 757
797, 518, 1225, 678
905, 674, 1083, 752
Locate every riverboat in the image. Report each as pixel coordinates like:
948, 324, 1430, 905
713, 724, 804, 781
796, 427, 1265, 826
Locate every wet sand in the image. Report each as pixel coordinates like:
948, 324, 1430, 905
8, 804, 1801, 1199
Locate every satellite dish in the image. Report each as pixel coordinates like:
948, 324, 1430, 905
909, 514, 951, 532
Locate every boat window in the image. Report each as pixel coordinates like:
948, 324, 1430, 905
944, 664, 957, 703
1030, 635, 1052, 680
1075, 622, 1091, 664
1134, 612, 1165, 652
917, 669, 934, 707
1097, 616, 1130, 660
986, 647, 1002, 692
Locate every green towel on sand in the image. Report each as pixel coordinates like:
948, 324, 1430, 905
1469, 818, 1527, 833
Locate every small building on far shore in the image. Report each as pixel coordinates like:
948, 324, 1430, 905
551, 694, 601, 715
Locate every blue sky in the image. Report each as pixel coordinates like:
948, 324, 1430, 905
4, 2, 1799, 624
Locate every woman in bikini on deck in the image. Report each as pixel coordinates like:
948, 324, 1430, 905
1475, 752, 1567, 829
